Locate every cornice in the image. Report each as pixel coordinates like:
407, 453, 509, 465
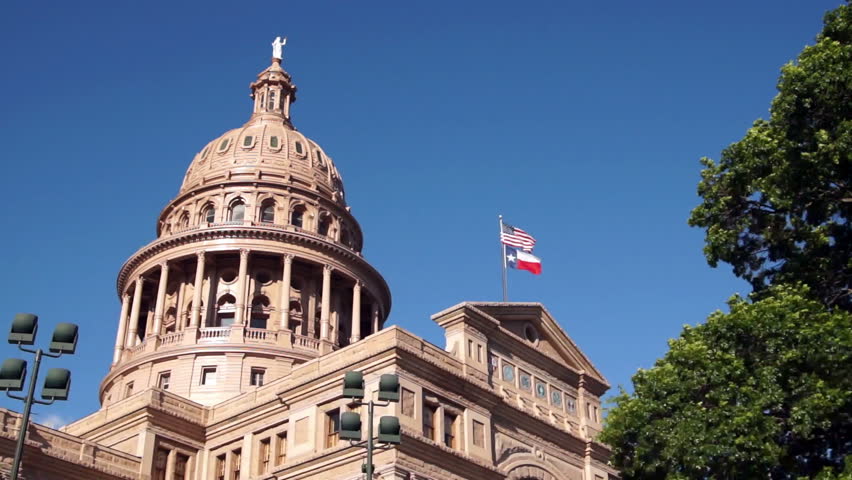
114, 224, 391, 311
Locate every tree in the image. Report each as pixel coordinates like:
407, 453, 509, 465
689, 3, 852, 311
600, 284, 852, 479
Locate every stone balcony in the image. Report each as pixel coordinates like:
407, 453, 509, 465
121, 325, 325, 363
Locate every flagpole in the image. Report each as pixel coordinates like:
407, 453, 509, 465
499, 215, 508, 302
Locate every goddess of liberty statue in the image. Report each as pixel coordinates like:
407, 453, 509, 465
272, 36, 287, 60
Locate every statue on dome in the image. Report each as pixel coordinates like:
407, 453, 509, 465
272, 36, 287, 60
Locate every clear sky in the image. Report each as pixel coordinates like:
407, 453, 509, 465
0, 0, 843, 427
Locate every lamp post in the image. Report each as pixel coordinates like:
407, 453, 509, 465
340, 371, 401, 478
0, 313, 77, 480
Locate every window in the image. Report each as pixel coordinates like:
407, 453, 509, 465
276, 432, 287, 465
250, 368, 265, 387
593, 405, 599, 422
250, 296, 270, 329
243, 135, 253, 147
124, 381, 134, 398
157, 371, 171, 390
204, 205, 216, 223
423, 404, 437, 441
260, 201, 275, 223
317, 215, 331, 236
501, 361, 515, 383
215, 294, 236, 327
290, 206, 305, 228
175, 453, 189, 478
535, 378, 547, 398
215, 454, 226, 480
218, 138, 230, 152
201, 146, 210, 159
201, 367, 217, 386
295, 141, 303, 154
550, 388, 563, 408
153, 448, 168, 480
326, 409, 340, 448
268, 90, 276, 110
269, 136, 279, 148
259, 438, 271, 473
519, 370, 532, 391
443, 412, 458, 449
477, 344, 483, 362
401, 388, 415, 417
231, 449, 241, 479
566, 394, 577, 414
229, 200, 245, 222
316, 150, 324, 165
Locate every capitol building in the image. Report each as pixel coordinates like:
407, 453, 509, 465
0, 43, 617, 480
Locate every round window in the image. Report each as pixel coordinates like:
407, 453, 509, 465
220, 269, 237, 284
524, 324, 539, 343
256, 271, 272, 285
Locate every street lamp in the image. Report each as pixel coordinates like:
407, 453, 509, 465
0, 313, 78, 480
341, 371, 402, 478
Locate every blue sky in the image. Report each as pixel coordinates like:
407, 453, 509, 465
0, 0, 842, 426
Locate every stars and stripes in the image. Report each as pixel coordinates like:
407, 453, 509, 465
500, 223, 536, 252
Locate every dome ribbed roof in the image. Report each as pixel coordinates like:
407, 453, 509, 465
179, 57, 346, 205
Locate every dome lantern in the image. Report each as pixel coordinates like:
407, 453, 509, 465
248, 56, 298, 127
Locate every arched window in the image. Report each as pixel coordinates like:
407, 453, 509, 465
203, 205, 216, 224
215, 294, 236, 327
267, 89, 276, 110
290, 205, 305, 228
260, 200, 275, 224
318, 215, 332, 236
229, 199, 245, 222
179, 211, 190, 227
250, 295, 271, 329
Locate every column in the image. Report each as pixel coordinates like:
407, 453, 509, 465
279, 255, 293, 330
127, 276, 144, 346
320, 265, 332, 340
350, 282, 362, 343
190, 251, 206, 327
151, 261, 169, 337
164, 449, 176, 480
234, 249, 250, 325
112, 293, 131, 364
371, 302, 380, 336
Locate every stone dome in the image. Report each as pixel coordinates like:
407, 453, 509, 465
179, 57, 346, 205
181, 124, 345, 204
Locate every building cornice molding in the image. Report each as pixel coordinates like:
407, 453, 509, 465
114, 224, 391, 312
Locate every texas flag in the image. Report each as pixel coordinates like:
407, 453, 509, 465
506, 246, 542, 275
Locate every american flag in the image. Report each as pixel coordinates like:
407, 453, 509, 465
500, 223, 536, 252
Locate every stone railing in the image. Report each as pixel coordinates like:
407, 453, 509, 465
199, 326, 230, 342
159, 330, 183, 347
293, 334, 320, 351
0, 408, 141, 479
245, 327, 276, 343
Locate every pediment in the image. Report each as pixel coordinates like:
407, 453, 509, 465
435, 302, 608, 389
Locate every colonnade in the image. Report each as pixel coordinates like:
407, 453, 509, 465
112, 249, 382, 364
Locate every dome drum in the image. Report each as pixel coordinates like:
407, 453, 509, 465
106, 55, 391, 406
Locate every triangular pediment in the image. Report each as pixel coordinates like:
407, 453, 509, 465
438, 302, 608, 389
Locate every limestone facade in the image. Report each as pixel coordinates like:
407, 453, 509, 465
0, 50, 618, 480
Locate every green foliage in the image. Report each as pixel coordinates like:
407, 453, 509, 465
689, 3, 852, 311
600, 285, 852, 479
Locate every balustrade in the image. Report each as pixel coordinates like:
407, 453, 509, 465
245, 328, 276, 343
199, 326, 231, 342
